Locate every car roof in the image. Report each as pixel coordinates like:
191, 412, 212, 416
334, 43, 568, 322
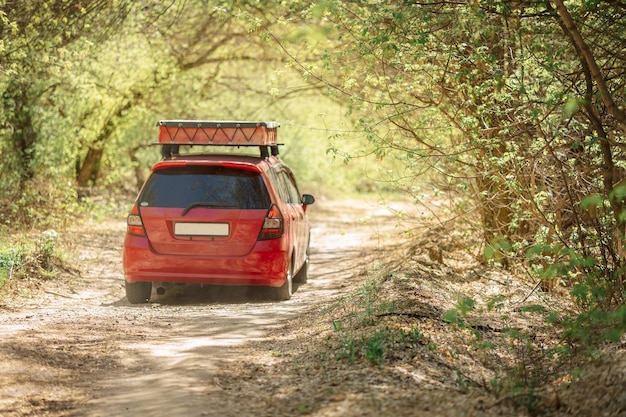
151, 153, 283, 172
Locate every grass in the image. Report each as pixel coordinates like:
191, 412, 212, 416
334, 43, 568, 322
327, 266, 433, 367
0, 230, 64, 301
315, 254, 572, 416
0, 245, 24, 284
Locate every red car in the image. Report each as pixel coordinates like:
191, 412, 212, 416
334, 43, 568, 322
123, 121, 315, 303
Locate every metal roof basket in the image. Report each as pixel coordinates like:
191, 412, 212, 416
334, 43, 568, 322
156, 120, 281, 159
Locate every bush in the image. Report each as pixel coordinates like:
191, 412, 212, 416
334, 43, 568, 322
0, 229, 62, 298
0, 245, 25, 289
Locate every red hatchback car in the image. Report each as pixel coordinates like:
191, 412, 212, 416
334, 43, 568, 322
123, 121, 314, 303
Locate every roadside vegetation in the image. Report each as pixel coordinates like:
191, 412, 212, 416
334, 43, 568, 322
0, 229, 64, 300
1, 1, 625, 414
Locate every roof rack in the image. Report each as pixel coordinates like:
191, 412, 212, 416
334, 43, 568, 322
156, 120, 281, 159
157, 120, 279, 145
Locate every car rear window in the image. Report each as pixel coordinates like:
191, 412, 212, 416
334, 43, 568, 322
139, 166, 271, 209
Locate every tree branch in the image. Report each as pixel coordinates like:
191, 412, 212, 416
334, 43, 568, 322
551, 0, 626, 134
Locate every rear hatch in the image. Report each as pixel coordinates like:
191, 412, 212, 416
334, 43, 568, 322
137, 164, 271, 256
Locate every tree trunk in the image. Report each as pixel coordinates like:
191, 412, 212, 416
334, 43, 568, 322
75, 98, 134, 189
128, 146, 146, 188
551, 0, 626, 134
76, 148, 103, 188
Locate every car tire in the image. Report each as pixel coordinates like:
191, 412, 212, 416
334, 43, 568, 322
275, 260, 293, 301
294, 248, 309, 284
125, 281, 152, 304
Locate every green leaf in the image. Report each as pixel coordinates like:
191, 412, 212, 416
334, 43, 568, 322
484, 245, 496, 260
457, 297, 475, 316
546, 312, 560, 325
601, 328, 623, 342
518, 304, 546, 313
562, 97, 580, 118
443, 309, 465, 328
580, 194, 603, 210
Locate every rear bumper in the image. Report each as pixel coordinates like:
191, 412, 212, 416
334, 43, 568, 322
123, 234, 289, 287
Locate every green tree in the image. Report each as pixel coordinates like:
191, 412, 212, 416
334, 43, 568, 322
1, 0, 349, 227
0, 0, 132, 195
267, 0, 626, 313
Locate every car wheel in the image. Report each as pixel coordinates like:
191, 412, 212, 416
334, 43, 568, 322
275, 260, 293, 301
294, 248, 309, 284
125, 281, 152, 304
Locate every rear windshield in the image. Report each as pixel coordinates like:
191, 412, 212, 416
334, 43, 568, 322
139, 166, 271, 209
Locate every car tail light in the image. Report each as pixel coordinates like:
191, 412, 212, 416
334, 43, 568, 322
258, 204, 283, 240
127, 204, 146, 236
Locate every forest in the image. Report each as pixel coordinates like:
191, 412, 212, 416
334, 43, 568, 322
1, 0, 625, 387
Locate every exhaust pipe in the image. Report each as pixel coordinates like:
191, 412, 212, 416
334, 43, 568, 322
156, 286, 166, 295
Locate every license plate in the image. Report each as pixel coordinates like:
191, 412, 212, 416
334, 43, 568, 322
174, 222, 229, 237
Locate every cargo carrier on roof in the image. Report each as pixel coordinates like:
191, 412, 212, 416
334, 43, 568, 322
157, 120, 281, 159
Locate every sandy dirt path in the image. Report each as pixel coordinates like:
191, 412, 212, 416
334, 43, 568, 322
0, 199, 408, 417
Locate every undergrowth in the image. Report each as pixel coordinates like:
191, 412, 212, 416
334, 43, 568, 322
0, 229, 64, 301
320, 260, 586, 415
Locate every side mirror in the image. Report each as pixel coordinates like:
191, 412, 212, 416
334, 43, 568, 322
302, 194, 315, 208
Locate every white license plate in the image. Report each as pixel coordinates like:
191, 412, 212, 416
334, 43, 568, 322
174, 222, 229, 237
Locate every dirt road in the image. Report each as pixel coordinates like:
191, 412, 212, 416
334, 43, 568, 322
0, 199, 407, 417
4, 199, 625, 417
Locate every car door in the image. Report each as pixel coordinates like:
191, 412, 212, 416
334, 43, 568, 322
277, 168, 308, 270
